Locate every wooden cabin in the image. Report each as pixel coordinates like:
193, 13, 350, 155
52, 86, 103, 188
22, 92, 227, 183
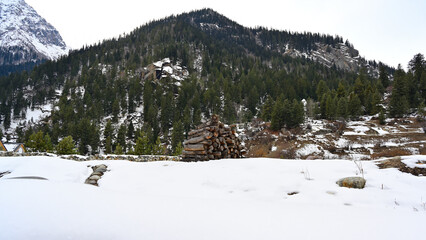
0, 140, 26, 153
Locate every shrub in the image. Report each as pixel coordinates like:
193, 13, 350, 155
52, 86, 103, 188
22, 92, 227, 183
56, 136, 76, 155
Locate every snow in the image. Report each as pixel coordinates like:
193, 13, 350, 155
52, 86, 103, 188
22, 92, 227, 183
1, 156, 426, 239
372, 127, 389, 135
0, 156, 426, 239
296, 144, 322, 157
271, 146, 277, 152
335, 138, 349, 148
343, 125, 369, 136
8, 103, 53, 131
402, 156, 426, 169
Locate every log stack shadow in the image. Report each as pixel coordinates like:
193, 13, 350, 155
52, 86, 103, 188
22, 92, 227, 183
182, 115, 246, 161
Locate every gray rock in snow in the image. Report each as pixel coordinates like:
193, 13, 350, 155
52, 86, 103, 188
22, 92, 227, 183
336, 177, 366, 189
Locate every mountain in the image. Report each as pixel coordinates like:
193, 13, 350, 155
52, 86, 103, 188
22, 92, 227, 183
2, 8, 423, 156
0, 0, 69, 75
176, 9, 382, 75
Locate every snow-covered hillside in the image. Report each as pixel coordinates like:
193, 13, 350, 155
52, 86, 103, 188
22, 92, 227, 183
0, 0, 69, 65
1, 156, 425, 239
244, 116, 426, 160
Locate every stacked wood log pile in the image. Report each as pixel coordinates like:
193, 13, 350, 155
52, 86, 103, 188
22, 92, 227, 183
182, 115, 246, 161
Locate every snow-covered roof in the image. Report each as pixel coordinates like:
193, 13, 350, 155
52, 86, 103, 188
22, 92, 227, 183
0, 142, 25, 152
153, 61, 163, 68
163, 66, 173, 74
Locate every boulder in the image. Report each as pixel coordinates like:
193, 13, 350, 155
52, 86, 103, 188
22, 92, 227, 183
91, 171, 103, 176
93, 165, 107, 173
336, 177, 366, 189
87, 179, 98, 185
89, 175, 101, 181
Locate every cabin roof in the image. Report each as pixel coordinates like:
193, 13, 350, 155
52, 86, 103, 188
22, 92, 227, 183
0, 141, 25, 152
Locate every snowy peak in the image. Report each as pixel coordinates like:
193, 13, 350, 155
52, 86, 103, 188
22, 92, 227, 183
0, 0, 69, 65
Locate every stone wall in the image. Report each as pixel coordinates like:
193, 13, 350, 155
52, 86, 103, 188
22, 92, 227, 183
0, 152, 181, 162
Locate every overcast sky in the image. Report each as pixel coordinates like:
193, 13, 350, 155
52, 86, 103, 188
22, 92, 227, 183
26, 0, 426, 69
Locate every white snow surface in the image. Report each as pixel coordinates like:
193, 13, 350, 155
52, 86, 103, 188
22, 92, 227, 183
402, 156, 426, 169
9, 103, 53, 130
343, 125, 369, 136
1, 156, 425, 239
296, 144, 322, 157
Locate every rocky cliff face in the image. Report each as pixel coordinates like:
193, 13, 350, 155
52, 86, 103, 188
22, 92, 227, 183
0, 0, 69, 66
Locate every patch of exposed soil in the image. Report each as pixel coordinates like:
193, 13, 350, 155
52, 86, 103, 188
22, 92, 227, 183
377, 157, 426, 176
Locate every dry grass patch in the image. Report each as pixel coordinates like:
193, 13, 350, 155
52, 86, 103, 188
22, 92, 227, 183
371, 148, 412, 159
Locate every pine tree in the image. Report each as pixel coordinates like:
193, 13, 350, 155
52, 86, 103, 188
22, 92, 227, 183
287, 99, 304, 128
320, 93, 328, 119
316, 80, 329, 100
389, 66, 409, 117
192, 93, 202, 127
353, 76, 365, 106
305, 98, 316, 119
57, 136, 76, 155
271, 95, 285, 130
143, 80, 154, 122
44, 133, 53, 152
117, 124, 127, 153
171, 120, 184, 154
418, 101, 425, 118
325, 93, 336, 119
183, 105, 191, 137
336, 97, 348, 119
370, 91, 382, 115
421, 70, 426, 102
174, 142, 183, 156
379, 64, 390, 88
105, 136, 112, 154
281, 99, 291, 127
223, 93, 236, 123
112, 98, 120, 122
379, 109, 386, 125
26, 130, 45, 152
104, 120, 113, 141
408, 53, 425, 86
247, 86, 259, 116
134, 131, 151, 155
77, 118, 96, 155
364, 89, 373, 115
336, 82, 346, 98
114, 143, 123, 155
161, 92, 174, 135
261, 96, 274, 122
127, 121, 134, 140
152, 136, 165, 155
348, 93, 362, 119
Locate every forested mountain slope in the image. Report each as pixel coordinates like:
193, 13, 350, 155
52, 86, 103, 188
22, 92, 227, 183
1, 9, 424, 155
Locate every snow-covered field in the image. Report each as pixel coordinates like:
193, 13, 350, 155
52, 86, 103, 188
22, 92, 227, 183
1, 156, 426, 240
